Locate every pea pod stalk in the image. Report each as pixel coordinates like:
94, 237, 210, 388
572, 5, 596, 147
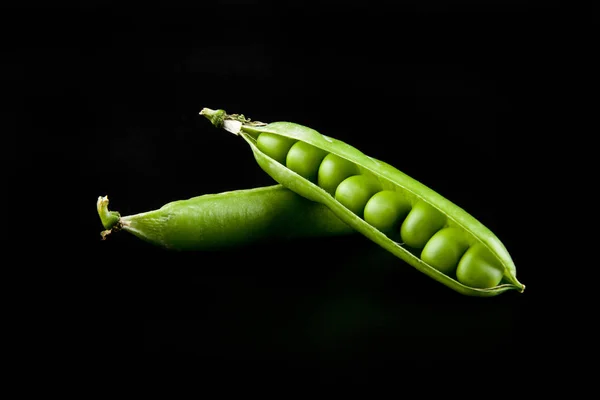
97, 185, 354, 250
201, 107, 525, 297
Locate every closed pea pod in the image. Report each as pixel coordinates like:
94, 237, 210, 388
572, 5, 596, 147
97, 185, 353, 250
201, 108, 525, 296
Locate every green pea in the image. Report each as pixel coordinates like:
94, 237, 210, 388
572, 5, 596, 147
400, 200, 446, 249
317, 153, 360, 196
256, 132, 297, 165
286, 141, 329, 182
363, 190, 411, 235
334, 175, 383, 217
456, 243, 504, 288
420, 227, 469, 275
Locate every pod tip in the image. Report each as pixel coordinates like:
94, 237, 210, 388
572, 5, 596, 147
97, 195, 121, 239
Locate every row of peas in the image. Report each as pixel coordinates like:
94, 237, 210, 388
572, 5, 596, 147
256, 132, 504, 289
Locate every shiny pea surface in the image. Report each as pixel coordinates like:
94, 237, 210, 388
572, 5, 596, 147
286, 141, 329, 183
318, 153, 360, 196
335, 175, 382, 217
421, 227, 469, 275
256, 132, 296, 165
400, 200, 446, 249
456, 243, 504, 288
363, 190, 410, 236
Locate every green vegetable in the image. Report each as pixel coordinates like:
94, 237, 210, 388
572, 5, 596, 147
456, 243, 505, 288
256, 132, 296, 165
335, 174, 382, 218
286, 141, 328, 183
421, 227, 470, 275
201, 108, 525, 296
97, 185, 353, 250
400, 200, 446, 249
364, 190, 411, 237
317, 153, 360, 196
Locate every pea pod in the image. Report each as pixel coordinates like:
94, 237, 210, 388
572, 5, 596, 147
201, 108, 525, 297
97, 185, 353, 250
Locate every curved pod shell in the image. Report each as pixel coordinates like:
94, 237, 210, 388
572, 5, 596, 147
202, 108, 525, 297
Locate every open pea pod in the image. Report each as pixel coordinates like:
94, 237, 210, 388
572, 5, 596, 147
201, 108, 525, 297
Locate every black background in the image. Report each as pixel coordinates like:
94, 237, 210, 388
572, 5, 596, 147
6, 0, 574, 386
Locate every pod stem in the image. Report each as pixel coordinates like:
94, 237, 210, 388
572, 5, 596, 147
200, 108, 227, 128
200, 107, 267, 130
97, 195, 122, 240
